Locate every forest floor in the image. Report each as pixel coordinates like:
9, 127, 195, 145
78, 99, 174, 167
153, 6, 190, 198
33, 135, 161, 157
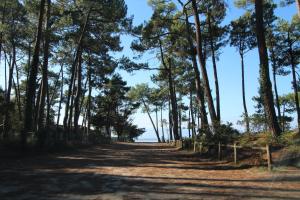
0, 142, 300, 200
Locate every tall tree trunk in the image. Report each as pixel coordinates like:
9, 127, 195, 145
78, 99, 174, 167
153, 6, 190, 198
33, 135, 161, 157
15, 61, 21, 121
37, 0, 51, 140
4, 52, 7, 92
190, 89, 196, 139
178, 101, 182, 139
282, 104, 286, 132
34, 81, 42, 130
160, 105, 165, 142
74, 49, 83, 137
155, 105, 160, 138
288, 34, 300, 133
158, 40, 179, 140
68, 75, 76, 134
142, 98, 161, 143
188, 104, 191, 138
168, 98, 173, 141
56, 64, 64, 129
270, 48, 281, 126
240, 53, 250, 133
207, 11, 220, 121
167, 58, 180, 140
180, 3, 209, 131
22, 0, 46, 148
86, 64, 92, 137
13, 77, 22, 121
191, 0, 218, 130
0, 0, 6, 90
63, 9, 90, 132
254, 0, 281, 137
3, 46, 15, 138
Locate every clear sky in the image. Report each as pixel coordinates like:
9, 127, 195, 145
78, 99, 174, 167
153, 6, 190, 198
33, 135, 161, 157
0, 0, 297, 141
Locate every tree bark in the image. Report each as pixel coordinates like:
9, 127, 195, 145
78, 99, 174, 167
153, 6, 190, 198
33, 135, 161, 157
188, 104, 191, 138
37, 0, 51, 139
190, 89, 196, 139
168, 98, 173, 141
178, 100, 182, 139
12, 77, 22, 121
22, 0, 46, 148
240, 53, 250, 133
207, 11, 220, 121
288, 33, 300, 133
0, 0, 6, 93
270, 47, 281, 126
155, 105, 160, 138
191, 0, 218, 130
254, 0, 281, 137
86, 64, 92, 137
74, 49, 83, 136
167, 58, 180, 140
160, 105, 165, 142
15, 59, 21, 121
3, 47, 15, 138
56, 64, 64, 130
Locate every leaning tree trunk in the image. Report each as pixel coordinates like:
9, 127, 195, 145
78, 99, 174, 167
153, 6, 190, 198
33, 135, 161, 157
207, 11, 220, 121
191, 0, 218, 130
37, 0, 51, 144
63, 9, 90, 133
142, 98, 161, 143
155, 105, 160, 139
254, 0, 281, 137
240, 53, 250, 133
181, 4, 209, 131
270, 48, 281, 126
288, 34, 300, 133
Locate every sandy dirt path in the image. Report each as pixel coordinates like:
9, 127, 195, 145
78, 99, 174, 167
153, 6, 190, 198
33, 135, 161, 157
0, 142, 299, 200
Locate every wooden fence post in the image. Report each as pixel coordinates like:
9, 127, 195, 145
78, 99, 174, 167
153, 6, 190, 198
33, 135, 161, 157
218, 142, 221, 160
234, 143, 237, 165
266, 144, 272, 171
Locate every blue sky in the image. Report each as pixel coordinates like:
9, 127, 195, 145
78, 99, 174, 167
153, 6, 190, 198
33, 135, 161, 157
0, 0, 297, 141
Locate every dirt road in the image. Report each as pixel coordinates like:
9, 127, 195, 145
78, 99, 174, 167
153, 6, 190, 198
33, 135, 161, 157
0, 142, 299, 200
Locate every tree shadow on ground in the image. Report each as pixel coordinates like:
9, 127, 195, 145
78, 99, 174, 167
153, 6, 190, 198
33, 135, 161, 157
0, 142, 300, 200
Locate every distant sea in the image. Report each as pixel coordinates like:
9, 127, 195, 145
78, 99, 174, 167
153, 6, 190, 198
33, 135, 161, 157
134, 129, 192, 143
134, 138, 158, 143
